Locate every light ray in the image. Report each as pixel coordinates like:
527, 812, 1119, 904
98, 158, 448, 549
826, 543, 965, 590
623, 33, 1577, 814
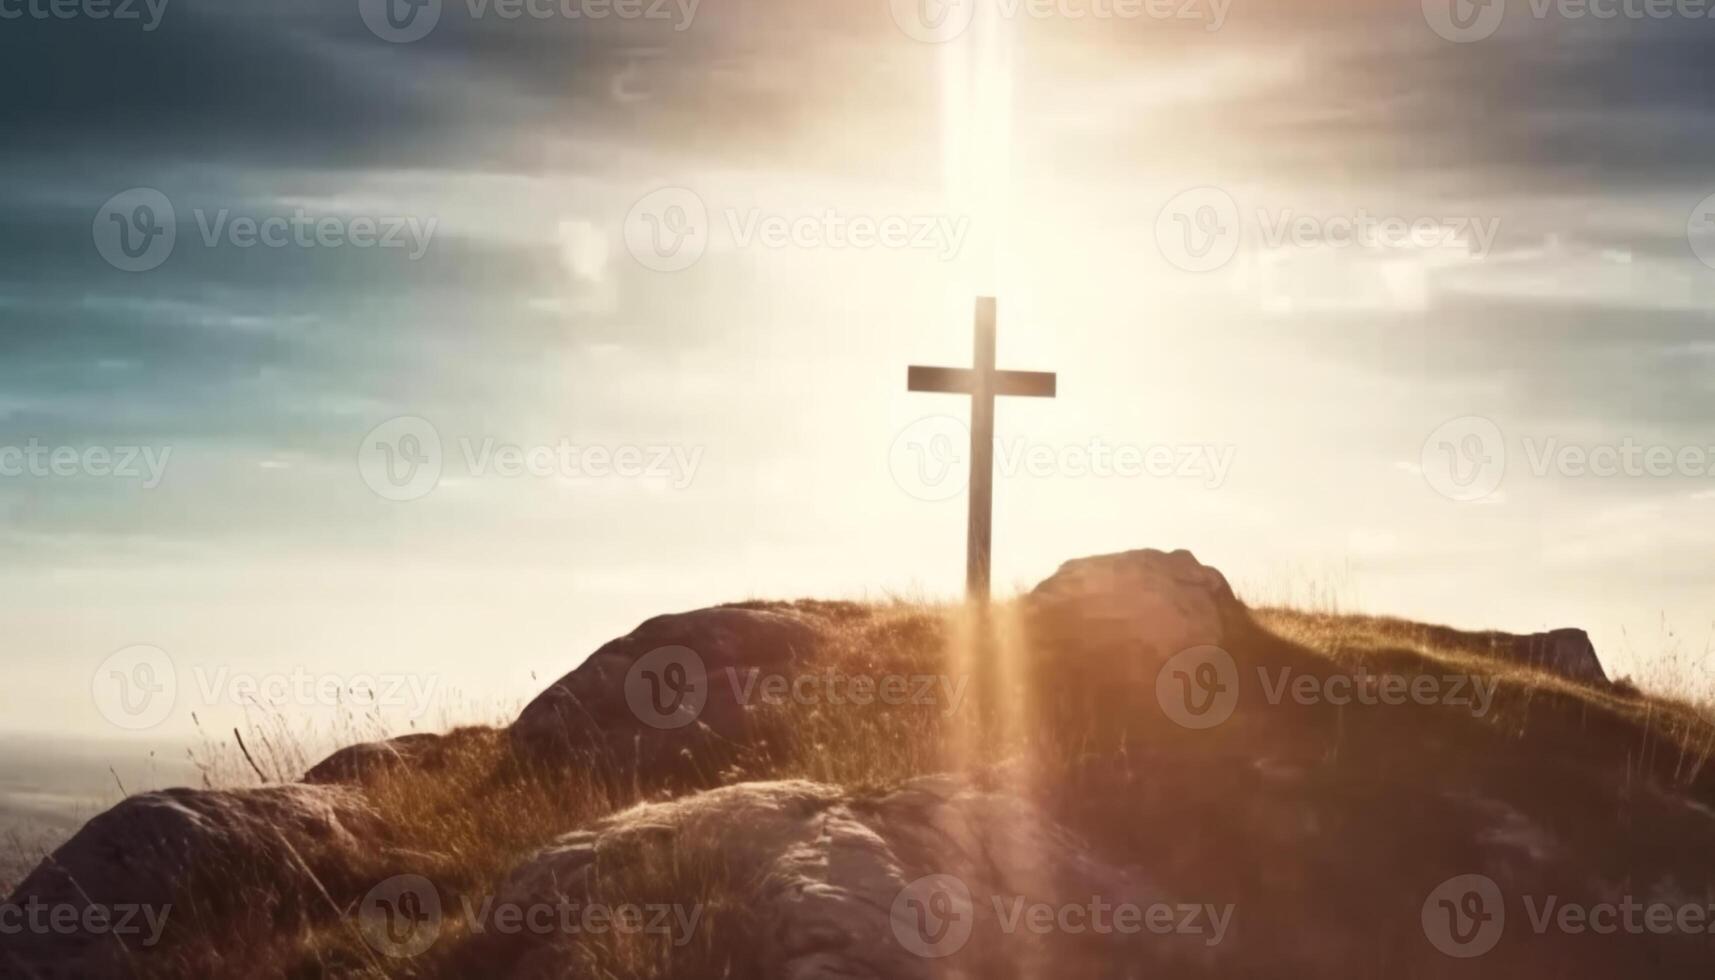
941, 0, 1015, 300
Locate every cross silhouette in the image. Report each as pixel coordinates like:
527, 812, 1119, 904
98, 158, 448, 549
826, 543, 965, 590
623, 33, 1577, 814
907, 297, 1057, 605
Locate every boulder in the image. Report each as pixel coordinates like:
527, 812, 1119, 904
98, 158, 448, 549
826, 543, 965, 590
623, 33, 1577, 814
469, 773, 1205, 979
306, 732, 447, 785
509, 605, 834, 779
1409, 623, 1610, 687
1510, 628, 1607, 685
1023, 549, 1248, 722
305, 727, 499, 785
0, 785, 387, 977
1027, 548, 1242, 658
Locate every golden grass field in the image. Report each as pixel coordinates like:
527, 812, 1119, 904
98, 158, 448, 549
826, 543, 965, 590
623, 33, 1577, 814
10, 591, 1715, 978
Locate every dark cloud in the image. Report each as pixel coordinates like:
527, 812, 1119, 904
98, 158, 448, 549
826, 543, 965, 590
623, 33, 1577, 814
1032, 10, 1715, 195
5, 0, 1715, 549
1265, 291, 1715, 437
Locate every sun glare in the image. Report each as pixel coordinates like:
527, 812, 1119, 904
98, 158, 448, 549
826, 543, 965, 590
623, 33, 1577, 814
942, 0, 1015, 300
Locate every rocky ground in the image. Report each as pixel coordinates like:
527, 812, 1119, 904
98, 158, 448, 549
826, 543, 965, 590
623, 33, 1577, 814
4, 549, 1713, 978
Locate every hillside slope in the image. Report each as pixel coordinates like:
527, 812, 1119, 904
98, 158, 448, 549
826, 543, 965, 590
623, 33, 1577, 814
5, 550, 1714, 978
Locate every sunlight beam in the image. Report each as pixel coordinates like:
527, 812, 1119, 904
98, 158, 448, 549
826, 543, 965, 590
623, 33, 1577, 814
941, 0, 1015, 300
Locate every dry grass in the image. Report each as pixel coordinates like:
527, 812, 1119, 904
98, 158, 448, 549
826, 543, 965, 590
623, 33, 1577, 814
57, 596, 1715, 977
1257, 605, 1715, 784
130, 600, 982, 977
1, 827, 67, 898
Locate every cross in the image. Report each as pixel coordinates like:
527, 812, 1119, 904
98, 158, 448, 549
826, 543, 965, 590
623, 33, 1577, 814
908, 296, 1057, 605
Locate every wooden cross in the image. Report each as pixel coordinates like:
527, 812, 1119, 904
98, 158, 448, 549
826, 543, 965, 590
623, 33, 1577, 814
907, 297, 1057, 605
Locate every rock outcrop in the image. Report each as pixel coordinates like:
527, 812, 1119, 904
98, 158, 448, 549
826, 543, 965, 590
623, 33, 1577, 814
305, 727, 499, 786
509, 605, 833, 778
1510, 628, 1607, 685
468, 773, 1207, 979
1022, 549, 1253, 731
1406, 622, 1609, 687
1027, 548, 1243, 655
1, 785, 388, 978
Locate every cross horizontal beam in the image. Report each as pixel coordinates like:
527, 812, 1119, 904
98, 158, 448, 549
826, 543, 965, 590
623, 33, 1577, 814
907, 366, 1058, 398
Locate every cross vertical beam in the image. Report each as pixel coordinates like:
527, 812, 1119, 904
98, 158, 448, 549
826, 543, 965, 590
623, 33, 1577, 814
967, 297, 996, 605
906, 297, 1057, 606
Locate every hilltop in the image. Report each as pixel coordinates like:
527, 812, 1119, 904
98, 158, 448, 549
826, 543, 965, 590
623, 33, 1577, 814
5, 549, 1714, 978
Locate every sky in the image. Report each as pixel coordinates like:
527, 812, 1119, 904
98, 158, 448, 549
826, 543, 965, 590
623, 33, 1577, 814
4, 0, 1715, 755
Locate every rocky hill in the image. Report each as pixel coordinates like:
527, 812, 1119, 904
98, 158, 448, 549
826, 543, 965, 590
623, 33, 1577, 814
4, 549, 1713, 978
